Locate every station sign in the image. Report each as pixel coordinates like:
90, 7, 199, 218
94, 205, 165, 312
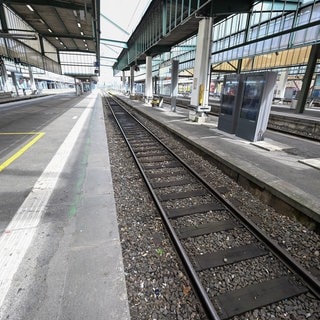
196, 105, 211, 112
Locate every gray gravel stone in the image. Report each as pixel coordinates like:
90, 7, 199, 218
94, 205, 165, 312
104, 101, 320, 320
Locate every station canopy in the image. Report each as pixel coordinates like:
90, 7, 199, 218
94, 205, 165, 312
2, 0, 100, 81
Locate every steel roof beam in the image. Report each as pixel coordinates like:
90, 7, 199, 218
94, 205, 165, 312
101, 56, 118, 62
100, 38, 128, 49
3, 0, 92, 11
42, 33, 94, 41
100, 13, 129, 36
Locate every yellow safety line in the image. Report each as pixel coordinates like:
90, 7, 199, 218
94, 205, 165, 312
0, 132, 45, 172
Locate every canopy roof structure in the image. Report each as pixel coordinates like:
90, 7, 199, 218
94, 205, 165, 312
2, 0, 100, 81
113, 0, 256, 71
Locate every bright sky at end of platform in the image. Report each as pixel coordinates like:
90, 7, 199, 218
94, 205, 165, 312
99, 0, 152, 83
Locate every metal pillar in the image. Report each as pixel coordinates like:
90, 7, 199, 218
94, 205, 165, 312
122, 70, 126, 92
145, 56, 153, 103
236, 59, 243, 74
80, 82, 84, 94
130, 65, 135, 97
11, 71, 19, 96
75, 78, 80, 95
277, 70, 288, 102
0, 59, 9, 92
296, 44, 320, 114
0, 2, 9, 63
171, 59, 179, 112
190, 17, 213, 114
28, 65, 36, 92
154, 76, 158, 95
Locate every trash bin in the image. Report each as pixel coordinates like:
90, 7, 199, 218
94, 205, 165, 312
291, 99, 297, 109
151, 95, 163, 107
290, 91, 300, 109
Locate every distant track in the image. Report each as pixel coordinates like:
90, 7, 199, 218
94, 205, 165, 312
159, 95, 320, 142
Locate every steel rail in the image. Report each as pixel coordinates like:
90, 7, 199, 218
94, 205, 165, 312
105, 94, 221, 320
104, 92, 320, 318
109, 93, 320, 300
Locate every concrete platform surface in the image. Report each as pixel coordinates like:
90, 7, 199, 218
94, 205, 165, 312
0, 91, 130, 320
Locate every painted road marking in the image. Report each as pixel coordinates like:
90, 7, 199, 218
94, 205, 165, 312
251, 140, 290, 151
0, 93, 96, 312
299, 158, 320, 170
0, 132, 45, 172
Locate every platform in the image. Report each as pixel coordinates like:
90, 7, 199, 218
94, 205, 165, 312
116, 93, 320, 228
0, 91, 130, 320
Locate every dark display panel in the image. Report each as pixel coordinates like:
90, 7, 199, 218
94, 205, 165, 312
239, 75, 265, 121
236, 72, 277, 141
218, 75, 241, 134
220, 77, 238, 115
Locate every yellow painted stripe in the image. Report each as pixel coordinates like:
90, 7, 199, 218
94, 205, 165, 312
0, 132, 43, 135
0, 132, 45, 172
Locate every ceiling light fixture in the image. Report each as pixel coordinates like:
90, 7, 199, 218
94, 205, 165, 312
26, 5, 34, 12
48, 28, 52, 33
77, 23, 81, 28
79, 10, 85, 20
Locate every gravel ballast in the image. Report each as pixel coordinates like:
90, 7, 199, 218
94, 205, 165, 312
103, 100, 320, 320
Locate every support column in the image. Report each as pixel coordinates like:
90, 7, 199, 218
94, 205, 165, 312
12, 71, 19, 96
236, 59, 243, 74
130, 65, 135, 98
0, 2, 10, 66
80, 82, 83, 94
171, 59, 179, 112
75, 78, 80, 95
296, 44, 320, 114
145, 56, 153, 104
154, 76, 158, 95
190, 17, 213, 115
277, 70, 288, 102
28, 65, 36, 92
0, 58, 9, 92
122, 70, 126, 92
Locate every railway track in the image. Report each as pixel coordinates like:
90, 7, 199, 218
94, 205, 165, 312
104, 93, 320, 320
159, 95, 320, 142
